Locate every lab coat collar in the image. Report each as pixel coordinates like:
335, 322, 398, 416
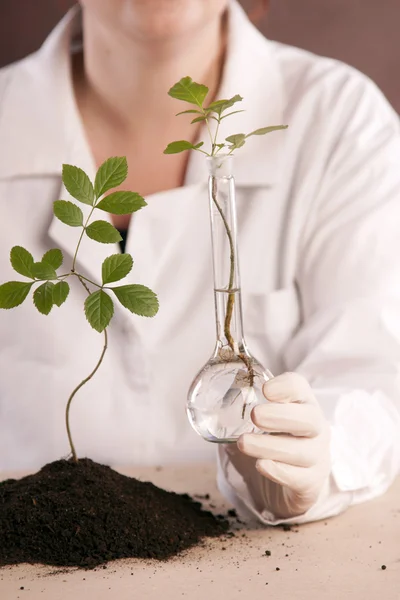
0, 1, 285, 187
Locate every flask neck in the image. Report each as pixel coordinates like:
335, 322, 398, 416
207, 155, 245, 350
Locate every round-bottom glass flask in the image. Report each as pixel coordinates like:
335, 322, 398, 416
186, 156, 273, 443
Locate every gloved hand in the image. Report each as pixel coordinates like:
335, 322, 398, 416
225, 372, 331, 519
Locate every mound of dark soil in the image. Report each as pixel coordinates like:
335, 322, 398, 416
0, 458, 228, 568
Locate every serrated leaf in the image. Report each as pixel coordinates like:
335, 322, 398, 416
84, 290, 114, 332
10, 246, 34, 279
53, 200, 84, 227
94, 157, 128, 199
0, 281, 33, 309
33, 282, 55, 315
32, 262, 57, 280
86, 220, 122, 244
164, 140, 197, 154
112, 284, 159, 317
207, 95, 243, 116
53, 281, 70, 307
41, 249, 63, 270
246, 125, 288, 137
96, 191, 147, 215
62, 164, 94, 206
102, 254, 133, 285
168, 77, 209, 108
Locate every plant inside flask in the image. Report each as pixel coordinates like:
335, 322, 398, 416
165, 77, 288, 442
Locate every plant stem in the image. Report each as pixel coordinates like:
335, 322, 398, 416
76, 273, 102, 289
65, 197, 109, 460
211, 177, 254, 398
58, 272, 101, 289
65, 275, 108, 462
205, 117, 216, 156
72, 206, 96, 272
202, 115, 255, 417
76, 274, 91, 295
213, 118, 221, 154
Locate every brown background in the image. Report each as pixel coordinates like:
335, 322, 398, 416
0, 0, 399, 111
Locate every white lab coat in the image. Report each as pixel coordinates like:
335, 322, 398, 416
0, 1, 400, 524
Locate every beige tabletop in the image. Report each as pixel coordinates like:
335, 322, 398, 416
0, 464, 399, 600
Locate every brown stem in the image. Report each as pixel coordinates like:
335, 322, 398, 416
65, 274, 108, 462
211, 176, 255, 408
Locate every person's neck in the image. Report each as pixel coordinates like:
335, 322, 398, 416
76, 11, 227, 132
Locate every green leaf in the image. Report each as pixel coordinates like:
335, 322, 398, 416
84, 290, 114, 332
225, 133, 246, 150
32, 262, 57, 280
62, 164, 94, 206
53, 281, 70, 307
53, 200, 84, 227
94, 157, 128, 198
10, 246, 34, 279
246, 125, 288, 137
226, 133, 246, 144
41, 249, 63, 270
207, 95, 243, 116
168, 77, 209, 108
0, 281, 33, 309
96, 191, 147, 215
191, 116, 207, 124
86, 220, 122, 244
33, 282, 55, 315
164, 140, 204, 154
176, 109, 203, 116
112, 284, 159, 317
102, 254, 133, 285
163, 140, 195, 154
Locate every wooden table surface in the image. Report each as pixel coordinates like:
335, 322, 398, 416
1, 464, 399, 600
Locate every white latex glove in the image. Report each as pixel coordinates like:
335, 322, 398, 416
226, 372, 331, 519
